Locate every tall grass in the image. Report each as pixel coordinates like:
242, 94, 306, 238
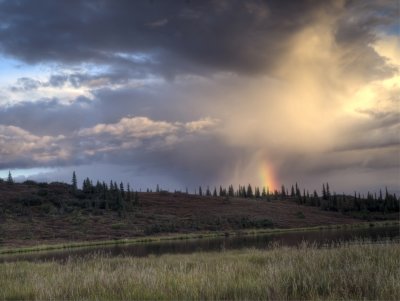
1, 242, 399, 300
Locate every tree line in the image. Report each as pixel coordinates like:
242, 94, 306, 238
1, 171, 399, 214
185, 181, 399, 214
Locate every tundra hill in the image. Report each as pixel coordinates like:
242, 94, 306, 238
0, 181, 391, 248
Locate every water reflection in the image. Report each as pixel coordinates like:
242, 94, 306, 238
1, 226, 399, 263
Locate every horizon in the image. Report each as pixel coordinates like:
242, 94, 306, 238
1, 169, 398, 198
0, 1, 399, 195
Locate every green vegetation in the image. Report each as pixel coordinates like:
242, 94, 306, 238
1, 242, 399, 300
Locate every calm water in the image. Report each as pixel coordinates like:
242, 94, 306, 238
1, 226, 399, 263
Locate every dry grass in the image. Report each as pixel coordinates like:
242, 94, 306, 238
1, 242, 399, 300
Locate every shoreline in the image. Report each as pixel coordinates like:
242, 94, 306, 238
1, 220, 398, 256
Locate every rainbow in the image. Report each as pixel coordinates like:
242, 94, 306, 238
259, 161, 278, 192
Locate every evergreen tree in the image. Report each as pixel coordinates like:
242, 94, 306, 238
120, 182, 125, 197
326, 182, 331, 199
127, 184, 131, 202
291, 185, 295, 197
281, 185, 286, 197
213, 187, 217, 197
7, 171, 13, 184
134, 191, 139, 205
72, 171, 77, 191
199, 186, 203, 196
261, 187, 267, 198
247, 184, 253, 198
206, 186, 211, 196
295, 182, 301, 199
228, 185, 234, 197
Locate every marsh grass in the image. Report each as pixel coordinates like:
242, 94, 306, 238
1, 241, 399, 300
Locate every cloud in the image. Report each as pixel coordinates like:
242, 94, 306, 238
0, 0, 375, 78
10, 77, 41, 91
0, 115, 219, 169
0, 0, 398, 193
0, 125, 67, 168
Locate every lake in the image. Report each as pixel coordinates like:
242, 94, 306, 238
1, 225, 398, 263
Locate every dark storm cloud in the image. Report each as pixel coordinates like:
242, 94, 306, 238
1, 0, 391, 78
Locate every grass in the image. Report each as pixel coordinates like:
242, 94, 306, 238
1, 242, 399, 300
0, 220, 398, 255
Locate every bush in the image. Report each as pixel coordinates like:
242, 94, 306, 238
23, 180, 37, 185
37, 189, 48, 197
21, 197, 42, 206
111, 223, 126, 230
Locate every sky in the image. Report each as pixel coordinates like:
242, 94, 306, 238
0, 0, 399, 194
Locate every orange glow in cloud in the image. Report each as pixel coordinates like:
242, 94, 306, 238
259, 161, 278, 191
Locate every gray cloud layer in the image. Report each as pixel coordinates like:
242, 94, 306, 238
1, 0, 395, 78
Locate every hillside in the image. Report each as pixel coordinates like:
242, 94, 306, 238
0, 181, 395, 248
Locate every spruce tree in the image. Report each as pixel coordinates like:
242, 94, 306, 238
326, 183, 331, 199
72, 171, 77, 191
281, 185, 286, 197
127, 184, 131, 202
228, 185, 234, 197
295, 182, 301, 199
247, 184, 253, 198
206, 186, 211, 196
262, 187, 267, 198
120, 182, 125, 197
6, 171, 13, 184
